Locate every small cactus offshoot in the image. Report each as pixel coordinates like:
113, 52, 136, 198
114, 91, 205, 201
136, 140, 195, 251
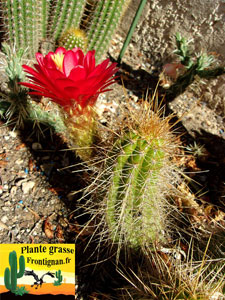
58, 28, 87, 52
161, 33, 225, 98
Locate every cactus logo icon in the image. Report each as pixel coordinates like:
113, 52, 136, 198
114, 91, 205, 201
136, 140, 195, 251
0, 244, 75, 299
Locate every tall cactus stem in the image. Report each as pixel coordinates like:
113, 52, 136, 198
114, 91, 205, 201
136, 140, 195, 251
53, 0, 70, 40
12, 0, 20, 47
95, 0, 124, 60
87, 1, 112, 50
41, 0, 49, 39
5, 0, 14, 45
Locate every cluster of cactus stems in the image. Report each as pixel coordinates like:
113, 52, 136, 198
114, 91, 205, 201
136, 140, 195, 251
1, 0, 130, 60
4, 251, 25, 293
165, 33, 225, 98
53, 270, 63, 286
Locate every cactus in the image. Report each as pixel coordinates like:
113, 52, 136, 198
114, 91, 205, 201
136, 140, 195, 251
106, 132, 166, 248
85, 0, 129, 61
164, 33, 225, 99
1, 0, 130, 60
1, 0, 50, 58
82, 99, 182, 256
49, 0, 86, 41
1, 42, 29, 128
58, 28, 87, 51
4, 251, 25, 293
53, 270, 63, 286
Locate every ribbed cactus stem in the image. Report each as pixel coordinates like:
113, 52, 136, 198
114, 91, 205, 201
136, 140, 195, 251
63, 105, 97, 161
50, 0, 86, 41
4, 251, 25, 293
71, 0, 86, 28
106, 132, 166, 248
12, 0, 19, 47
87, 1, 111, 50
5, 0, 14, 45
20, 0, 27, 47
53, 0, 70, 40
95, 0, 125, 61
41, 0, 49, 39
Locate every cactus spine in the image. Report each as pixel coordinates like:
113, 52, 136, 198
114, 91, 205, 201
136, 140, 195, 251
4, 251, 25, 293
54, 270, 63, 286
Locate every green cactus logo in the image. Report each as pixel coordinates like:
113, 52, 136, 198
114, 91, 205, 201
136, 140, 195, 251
4, 250, 28, 295
53, 270, 63, 286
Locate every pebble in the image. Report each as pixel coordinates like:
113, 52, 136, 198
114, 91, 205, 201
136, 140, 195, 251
9, 131, 17, 138
10, 186, 17, 197
3, 184, 8, 190
2, 207, 10, 212
16, 178, 27, 186
1, 215, 8, 223
22, 181, 35, 194
32, 142, 43, 150
16, 159, 24, 165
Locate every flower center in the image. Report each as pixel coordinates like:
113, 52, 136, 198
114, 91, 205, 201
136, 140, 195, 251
51, 53, 64, 71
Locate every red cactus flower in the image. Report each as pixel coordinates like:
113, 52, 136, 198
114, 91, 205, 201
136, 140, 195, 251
20, 47, 118, 114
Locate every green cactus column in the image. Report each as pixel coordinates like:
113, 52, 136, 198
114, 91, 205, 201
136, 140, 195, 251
4, 251, 25, 293
106, 132, 166, 249
85, 0, 128, 61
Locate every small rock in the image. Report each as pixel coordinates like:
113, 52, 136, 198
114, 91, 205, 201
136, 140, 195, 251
15, 159, 24, 165
2, 207, 10, 212
1, 215, 8, 223
16, 178, 27, 186
10, 186, 17, 197
22, 181, 35, 194
3, 184, 8, 190
0, 221, 9, 230
32, 142, 42, 150
9, 131, 17, 138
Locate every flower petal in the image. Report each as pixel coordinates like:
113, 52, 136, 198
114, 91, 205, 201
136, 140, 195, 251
69, 66, 87, 81
84, 50, 96, 74
63, 49, 84, 77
